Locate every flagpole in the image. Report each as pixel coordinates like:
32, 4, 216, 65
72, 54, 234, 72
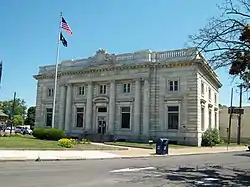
51, 12, 62, 129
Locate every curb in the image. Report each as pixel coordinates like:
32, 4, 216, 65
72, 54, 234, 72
0, 150, 247, 162
0, 148, 128, 151
104, 143, 153, 150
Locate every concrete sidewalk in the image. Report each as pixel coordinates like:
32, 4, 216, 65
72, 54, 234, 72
0, 146, 247, 161
0, 150, 122, 161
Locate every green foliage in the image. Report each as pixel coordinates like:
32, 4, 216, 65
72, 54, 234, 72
58, 138, 75, 148
80, 138, 90, 144
0, 98, 27, 118
12, 115, 24, 126
24, 106, 35, 129
201, 128, 222, 147
33, 128, 66, 141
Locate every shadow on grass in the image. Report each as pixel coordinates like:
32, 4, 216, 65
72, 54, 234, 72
133, 165, 250, 186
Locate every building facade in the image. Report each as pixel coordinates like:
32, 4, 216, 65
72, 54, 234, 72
219, 106, 250, 143
33, 48, 222, 146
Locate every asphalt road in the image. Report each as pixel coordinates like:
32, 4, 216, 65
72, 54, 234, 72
0, 151, 250, 187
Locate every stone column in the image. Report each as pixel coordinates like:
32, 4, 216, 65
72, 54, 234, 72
143, 78, 150, 138
133, 78, 141, 136
108, 80, 116, 134
85, 82, 93, 131
58, 85, 66, 130
64, 84, 72, 132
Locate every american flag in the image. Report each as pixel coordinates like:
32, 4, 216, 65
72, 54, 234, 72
61, 16, 72, 35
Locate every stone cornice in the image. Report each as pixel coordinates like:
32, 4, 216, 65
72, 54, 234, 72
33, 61, 194, 80
196, 59, 222, 89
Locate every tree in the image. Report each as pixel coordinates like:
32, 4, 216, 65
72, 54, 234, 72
24, 106, 35, 129
12, 115, 24, 126
190, 0, 250, 83
0, 98, 27, 118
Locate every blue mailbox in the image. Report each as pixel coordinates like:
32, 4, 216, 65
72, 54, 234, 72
156, 138, 169, 155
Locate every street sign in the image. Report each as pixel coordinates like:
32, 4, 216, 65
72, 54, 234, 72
228, 107, 244, 115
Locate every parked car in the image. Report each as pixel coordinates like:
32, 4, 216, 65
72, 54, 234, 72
15, 126, 33, 135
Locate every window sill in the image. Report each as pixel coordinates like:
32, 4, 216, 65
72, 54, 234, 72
120, 128, 131, 131
167, 129, 179, 131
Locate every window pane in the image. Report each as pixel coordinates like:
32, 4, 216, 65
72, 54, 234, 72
121, 113, 130, 128
121, 107, 130, 113
169, 81, 173, 91
76, 113, 83, 127
98, 107, 107, 112
123, 84, 126, 92
214, 112, 217, 128
201, 107, 205, 131
77, 107, 84, 113
209, 110, 212, 127
168, 113, 178, 129
46, 108, 52, 127
47, 108, 52, 113
127, 84, 131, 92
103, 85, 106, 93
168, 106, 178, 112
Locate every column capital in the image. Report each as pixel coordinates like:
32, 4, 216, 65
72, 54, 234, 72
87, 81, 93, 85
109, 80, 116, 84
65, 83, 72, 87
134, 77, 141, 82
142, 77, 149, 82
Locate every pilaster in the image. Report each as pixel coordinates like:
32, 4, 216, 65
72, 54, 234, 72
108, 80, 116, 134
142, 78, 150, 138
133, 78, 141, 136
58, 85, 66, 130
85, 81, 93, 131
64, 84, 72, 132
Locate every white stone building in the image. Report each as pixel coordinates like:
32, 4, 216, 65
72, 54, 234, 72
33, 48, 222, 146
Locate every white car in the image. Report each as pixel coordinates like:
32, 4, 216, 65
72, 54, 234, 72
15, 126, 33, 135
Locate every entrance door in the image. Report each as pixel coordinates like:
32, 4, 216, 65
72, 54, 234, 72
97, 116, 107, 134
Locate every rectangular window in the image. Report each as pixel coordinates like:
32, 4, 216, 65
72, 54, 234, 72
76, 107, 84, 127
98, 107, 107, 113
201, 107, 205, 131
46, 108, 52, 126
99, 85, 107, 94
201, 82, 204, 95
209, 110, 212, 128
214, 93, 217, 104
78, 86, 85, 96
169, 80, 179, 92
208, 88, 211, 100
123, 83, 131, 93
214, 112, 217, 129
121, 107, 130, 129
167, 106, 179, 129
47, 88, 54, 97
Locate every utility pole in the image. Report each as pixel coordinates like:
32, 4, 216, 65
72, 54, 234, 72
227, 88, 234, 150
10, 92, 16, 134
237, 84, 243, 145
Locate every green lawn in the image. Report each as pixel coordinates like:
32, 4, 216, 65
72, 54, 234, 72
0, 135, 61, 149
104, 141, 194, 149
0, 135, 120, 150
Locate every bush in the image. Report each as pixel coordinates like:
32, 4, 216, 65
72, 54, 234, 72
80, 138, 90, 144
33, 127, 66, 141
58, 138, 76, 148
201, 128, 222, 146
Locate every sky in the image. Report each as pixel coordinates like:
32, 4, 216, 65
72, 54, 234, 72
0, 0, 248, 108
